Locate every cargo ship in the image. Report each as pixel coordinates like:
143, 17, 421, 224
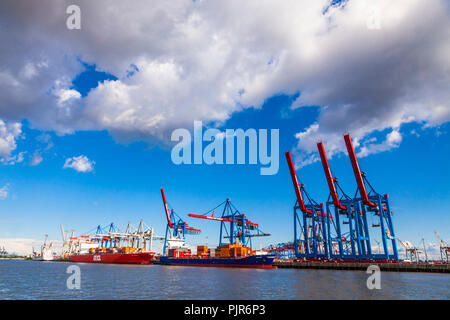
60, 220, 160, 265
160, 244, 275, 269
68, 246, 155, 265
159, 188, 274, 269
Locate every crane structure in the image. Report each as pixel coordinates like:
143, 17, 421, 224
161, 188, 200, 255
434, 231, 449, 263
0, 246, 8, 256
285, 133, 399, 261
421, 238, 428, 262
39, 234, 55, 260
317, 141, 372, 260
343, 133, 398, 261
188, 199, 270, 249
285, 151, 329, 259
91, 221, 160, 250
397, 239, 422, 263
263, 242, 295, 259
62, 220, 163, 256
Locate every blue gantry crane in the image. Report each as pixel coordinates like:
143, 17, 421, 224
317, 140, 372, 260
92, 223, 119, 248
188, 199, 270, 249
285, 133, 399, 262
343, 133, 398, 261
285, 151, 329, 260
160, 188, 201, 255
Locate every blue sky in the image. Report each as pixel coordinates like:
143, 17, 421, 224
0, 0, 449, 256
1, 63, 449, 253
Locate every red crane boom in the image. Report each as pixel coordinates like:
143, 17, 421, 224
187, 213, 259, 226
343, 133, 376, 207
285, 151, 311, 213
317, 141, 346, 210
160, 188, 174, 228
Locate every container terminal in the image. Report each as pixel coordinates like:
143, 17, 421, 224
33, 133, 449, 273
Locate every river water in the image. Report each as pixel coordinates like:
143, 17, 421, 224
0, 260, 448, 299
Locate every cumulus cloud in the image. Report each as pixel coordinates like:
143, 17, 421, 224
0, 0, 448, 156
30, 151, 43, 166
289, 0, 450, 165
0, 120, 23, 164
0, 184, 9, 200
63, 155, 95, 172
28, 133, 54, 166
357, 130, 402, 158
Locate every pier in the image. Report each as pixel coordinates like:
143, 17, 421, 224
273, 260, 450, 273
153, 258, 449, 273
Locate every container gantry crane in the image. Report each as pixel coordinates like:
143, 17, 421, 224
264, 242, 295, 259
161, 188, 200, 255
188, 199, 270, 249
317, 141, 372, 260
285, 151, 329, 259
421, 238, 428, 262
434, 231, 449, 263
396, 239, 422, 263
65, 220, 162, 256
0, 246, 7, 256
344, 133, 399, 261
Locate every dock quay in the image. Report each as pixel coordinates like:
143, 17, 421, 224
273, 260, 450, 273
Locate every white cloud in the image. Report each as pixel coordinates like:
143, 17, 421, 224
0, 119, 23, 164
56, 89, 81, 106
357, 130, 402, 158
289, 0, 450, 163
0, 0, 448, 154
0, 184, 9, 200
63, 155, 95, 173
28, 133, 54, 166
30, 151, 43, 166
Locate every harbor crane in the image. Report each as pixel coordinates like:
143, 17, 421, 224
421, 238, 428, 262
397, 238, 422, 263
317, 141, 371, 260
434, 231, 449, 263
161, 188, 200, 255
188, 198, 270, 249
285, 150, 329, 259
343, 133, 398, 261
63, 220, 164, 255
264, 242, 295, 259
285, 133, 399, 262
0, 246, 7, 256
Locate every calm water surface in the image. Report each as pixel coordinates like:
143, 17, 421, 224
0, 260, 448, 299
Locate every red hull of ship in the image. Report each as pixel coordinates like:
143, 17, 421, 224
68, 252, 154, 265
